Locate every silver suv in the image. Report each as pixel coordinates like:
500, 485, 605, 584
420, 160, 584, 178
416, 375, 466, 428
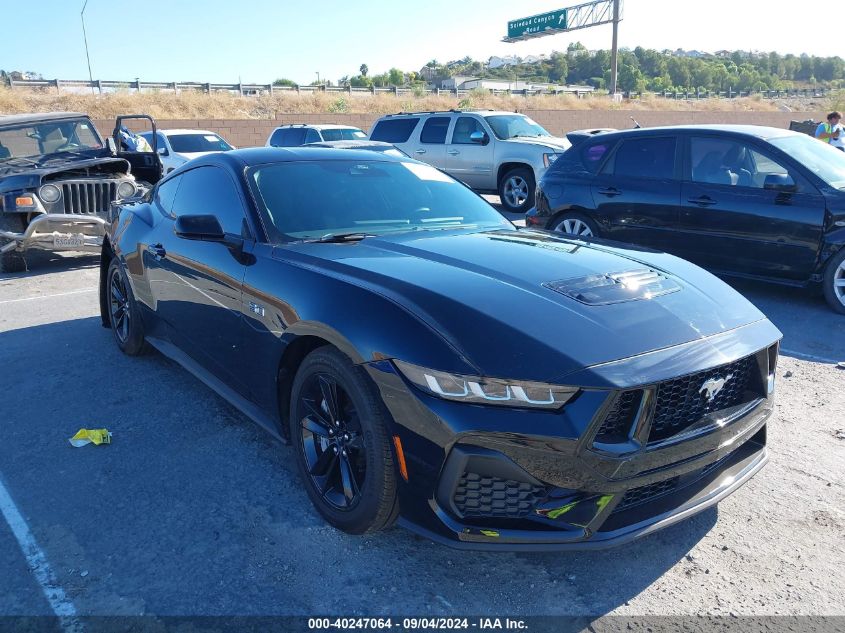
369, 110, 571, 212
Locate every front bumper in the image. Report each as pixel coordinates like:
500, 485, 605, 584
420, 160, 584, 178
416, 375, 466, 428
366, 321, 780, 550
0, 213, 107, 254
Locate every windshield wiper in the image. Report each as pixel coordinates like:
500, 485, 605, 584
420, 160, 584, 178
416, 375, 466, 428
307, 232, 377, 243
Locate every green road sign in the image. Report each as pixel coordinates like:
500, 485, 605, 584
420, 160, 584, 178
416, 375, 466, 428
507, 8, 567, 40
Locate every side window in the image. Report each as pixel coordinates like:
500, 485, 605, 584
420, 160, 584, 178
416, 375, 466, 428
581, 141, 614, 173
154, 175, 181, 216
451, 117, 485, 144
606, 137, 676, 180
305, 129, 321, 143
690, 137, 789, 188
419, 117, 450, 144
157, 133, 168, 152
172, 167, 250, 237
369, 118, 419, 143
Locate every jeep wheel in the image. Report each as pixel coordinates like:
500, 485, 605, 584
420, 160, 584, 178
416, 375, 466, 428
289, 346, 399, 535
106, 258, 148, 355
498, 167, 535, 213
0, 214, 27, 274
823, 248, 845, 315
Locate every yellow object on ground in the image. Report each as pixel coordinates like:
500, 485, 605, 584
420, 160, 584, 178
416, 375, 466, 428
68, 429, 112, 447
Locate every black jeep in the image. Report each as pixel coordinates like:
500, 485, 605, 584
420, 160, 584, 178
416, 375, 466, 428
0, 112, 162, 272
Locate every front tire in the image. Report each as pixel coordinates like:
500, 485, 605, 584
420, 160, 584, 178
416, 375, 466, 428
289, 347, 399, 534
823, 248, 845, 315
551, 212, 600, 238
498, 167, 535, 213
0, 214, 27, 274
106, 258, 148, 355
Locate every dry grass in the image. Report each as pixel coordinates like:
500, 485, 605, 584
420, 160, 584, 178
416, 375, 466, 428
0, 86, 829, 119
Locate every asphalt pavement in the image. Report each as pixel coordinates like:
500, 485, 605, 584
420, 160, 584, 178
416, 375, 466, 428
0, 226, 843, 623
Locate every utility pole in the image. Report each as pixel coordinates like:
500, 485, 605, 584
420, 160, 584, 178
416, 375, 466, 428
316, 71, 321, 86
80, 0, 95, 94
609, 0, 621, 95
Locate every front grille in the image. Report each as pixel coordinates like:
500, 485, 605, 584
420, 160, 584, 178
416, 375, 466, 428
453, 472, 547, 519
613, 476, 680, 513
595, 390, 642, 443
60, 181, 118, 214
648, 355, 758, 443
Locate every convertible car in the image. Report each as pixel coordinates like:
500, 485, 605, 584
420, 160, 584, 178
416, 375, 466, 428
100, 148, 782, 550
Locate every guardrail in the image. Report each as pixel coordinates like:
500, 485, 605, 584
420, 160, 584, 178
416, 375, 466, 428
5, 78, 831, 100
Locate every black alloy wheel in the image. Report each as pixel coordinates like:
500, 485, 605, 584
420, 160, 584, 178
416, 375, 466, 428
290, 347, 399, 534
106, 258, 147, 355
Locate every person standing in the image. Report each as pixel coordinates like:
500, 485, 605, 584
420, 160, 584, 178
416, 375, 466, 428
815, 111, 842, 148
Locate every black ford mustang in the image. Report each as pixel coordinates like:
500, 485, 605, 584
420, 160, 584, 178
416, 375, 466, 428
100, 148, 782, 550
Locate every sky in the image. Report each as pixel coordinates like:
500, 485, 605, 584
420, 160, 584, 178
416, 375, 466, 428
1, 0, 841, 85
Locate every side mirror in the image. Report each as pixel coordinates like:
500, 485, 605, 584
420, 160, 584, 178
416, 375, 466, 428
469, 131, 488, 145
764, 173, 797, 192
157, 147, 169, 156
174, 214, 225, 241
106, 137, 117, 154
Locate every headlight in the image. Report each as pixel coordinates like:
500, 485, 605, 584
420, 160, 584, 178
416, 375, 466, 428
393, 360, 578, 410
543, 153, 562, 168
39, 184, 61, 204
117, 181, 137, 199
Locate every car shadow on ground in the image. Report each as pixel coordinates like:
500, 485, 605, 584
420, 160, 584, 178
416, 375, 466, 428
0, 251, 99, 281
1, 315, 716, 617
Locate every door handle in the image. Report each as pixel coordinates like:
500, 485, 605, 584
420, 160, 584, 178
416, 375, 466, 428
146, 243, 166, 261
688, 195, 717, 206
597, 187, 621, 197
447, 149, 460, 156
414, 149, 427, 155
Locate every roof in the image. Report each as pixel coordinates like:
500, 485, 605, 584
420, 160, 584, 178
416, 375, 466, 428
0, 112, 89, 127
272, 123, 364, 131
157, 129, 219, 136
169, 146, 410, 172
594, 124, 798, 141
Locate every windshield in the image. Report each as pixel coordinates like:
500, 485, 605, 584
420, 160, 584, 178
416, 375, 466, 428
168, 133, 233, 153
770, 134, 845, 189
249, 159, 511, 241
320, 128, 368, 142
484, 115, 551, 140
0, 118, 103, 161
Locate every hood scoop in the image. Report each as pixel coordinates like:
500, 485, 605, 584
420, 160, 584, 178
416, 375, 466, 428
544, 269, 681, 306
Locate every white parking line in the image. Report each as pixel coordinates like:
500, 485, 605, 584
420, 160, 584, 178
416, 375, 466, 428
780, 349, 842, 365
0, 475, 83, 632
0, 288, 96, 305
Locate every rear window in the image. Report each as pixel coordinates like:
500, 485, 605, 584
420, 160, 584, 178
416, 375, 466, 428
369, 118, 419, 144
606, 137, 676, 180
270, 127, 308, 147
420, 117, 450, 144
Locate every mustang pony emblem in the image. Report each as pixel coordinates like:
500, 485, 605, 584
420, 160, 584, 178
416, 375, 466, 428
700, 375, 733, 402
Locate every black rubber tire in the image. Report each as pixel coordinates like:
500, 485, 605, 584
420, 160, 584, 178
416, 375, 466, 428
0, 214, 28, 274
498, 167, 536, 213
822, 248, 845, 315
550, 211, 601, 238
289, 347, 399, 534
106, 258, 149, 355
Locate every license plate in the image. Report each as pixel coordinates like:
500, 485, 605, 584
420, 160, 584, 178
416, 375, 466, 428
54, 234, 85, 248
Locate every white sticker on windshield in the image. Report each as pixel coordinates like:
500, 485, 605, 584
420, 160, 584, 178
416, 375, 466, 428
401, 162, 453, 183
204, 135, 219, 142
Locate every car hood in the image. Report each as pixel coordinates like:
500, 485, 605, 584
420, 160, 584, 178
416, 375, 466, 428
506, 136, 571, 152
282, 229, 770, 384
0, 155, 130, 192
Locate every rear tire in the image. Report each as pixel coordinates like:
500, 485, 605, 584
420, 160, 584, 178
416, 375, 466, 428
498, 167, 535, 213
0, 214, 28, 274
822, 248, 845, 315
551, 211, 600, 239
106, 258, 148, 355
289, 346, 399, 534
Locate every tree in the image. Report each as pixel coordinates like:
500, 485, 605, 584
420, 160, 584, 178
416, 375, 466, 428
272, 78, 297, 87
387, 67, 404, 86
359, 64, 369, 77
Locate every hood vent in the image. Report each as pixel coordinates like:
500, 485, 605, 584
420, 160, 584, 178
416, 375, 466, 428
545, 269, 681, 306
